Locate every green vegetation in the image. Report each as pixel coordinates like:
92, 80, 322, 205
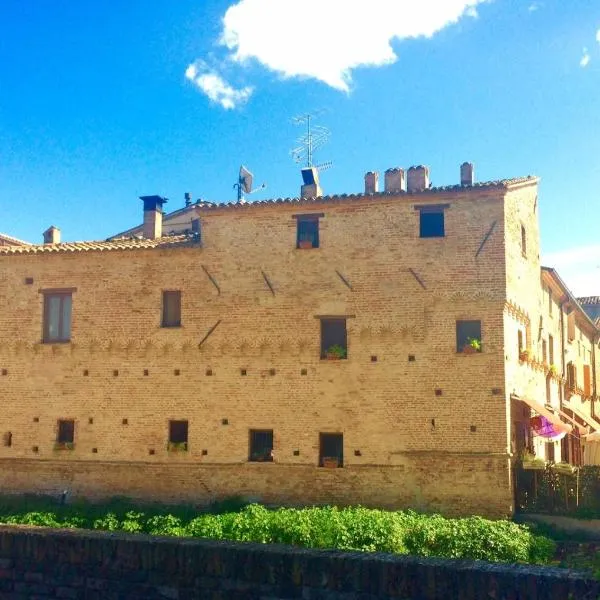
0, 495, 555, 565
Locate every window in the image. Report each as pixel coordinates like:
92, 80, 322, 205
584, 365, 592, 396
320, 318, 347, 359
319, 433, 343, 468
545, 441, 555, 463
542, 340, 547, 364
162, 291, 181, 328
567, 362, 577, 391
296, 215, 320, 249
57, 419, 74, 444
249, 429, 273, 462
456, 320, 482, 353
548, 335, 554, 365
419, 209, 445, 238
43, 292, 72, 343
567, 313, 576, 342
168, 420, 188, 450
518, 330, 524, 354
521, 224, 527, 257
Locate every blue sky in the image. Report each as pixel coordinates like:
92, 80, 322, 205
0, 0, 598, 293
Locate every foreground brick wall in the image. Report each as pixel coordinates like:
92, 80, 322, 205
0, 526, 597, 600
0, 183, 540, 516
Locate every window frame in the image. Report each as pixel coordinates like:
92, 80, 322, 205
295, 214, 322, 249
43, 291, 73, 344
319, 432, 344, 468
162, 290, 182, 328
168, 419, 189, 450
57, 419, 75, 445
248, 429, 274, 462
456, 320, 482, 354
320, 317, 348, 360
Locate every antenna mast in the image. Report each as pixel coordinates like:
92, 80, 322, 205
290, 110, 332, 171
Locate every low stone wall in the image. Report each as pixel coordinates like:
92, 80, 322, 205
0, 456, 513, 518
0, 526, 597, 599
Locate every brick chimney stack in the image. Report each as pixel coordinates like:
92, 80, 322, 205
140, 195, 168, 240
43, 226, 60, 245
364, 171, 379, 194
460, 162, 475, 186
384, 168, 406, 193
407, 166, 430, 193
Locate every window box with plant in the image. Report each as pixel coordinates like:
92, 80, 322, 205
520, 450, 546, 470
297, 236, 314, 250
167, 441, 188, 452
461, 337, 481, 355
325, 345, 347, 360
54, 442, 75, 451
519, 348, 531, 363
321, 456, 340, 468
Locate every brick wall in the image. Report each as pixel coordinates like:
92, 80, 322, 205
0, 182, 542, 516
0, 526, 597, 600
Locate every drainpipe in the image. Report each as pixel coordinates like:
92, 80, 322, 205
559, 301, 566, 408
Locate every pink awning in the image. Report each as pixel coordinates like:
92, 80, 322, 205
512, 394, 572, 436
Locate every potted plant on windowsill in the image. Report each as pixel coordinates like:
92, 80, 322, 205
251, 450, 274, 462
167, 442, 188, 452
548, 364, 559, 379
54, 442, 75, 451
322, 456, 339, 468
461, 337, 481, 355
298, 238, 313, 249
325, 345, 347, 360
519, 349, 531, 363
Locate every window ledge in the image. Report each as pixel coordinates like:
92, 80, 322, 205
161, 325, 182, 329
42, 340, 71, 345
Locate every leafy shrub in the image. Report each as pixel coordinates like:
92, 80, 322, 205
0, 496, 555, 566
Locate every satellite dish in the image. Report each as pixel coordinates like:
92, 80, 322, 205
240, 165, 253, 194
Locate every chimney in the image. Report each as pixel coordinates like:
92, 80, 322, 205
43, 226, 60, 245
184, 192, 192, 207
384, 168, 406, 193
407, 166, 430, 193
140, 195, 168, 240
460, 162, 475, 186
300, 167, 322, 199
364, 171, 379, 194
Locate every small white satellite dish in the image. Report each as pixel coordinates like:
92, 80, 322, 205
240, 165, 253, 194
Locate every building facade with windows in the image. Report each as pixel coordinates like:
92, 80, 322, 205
0, 163, 598, 517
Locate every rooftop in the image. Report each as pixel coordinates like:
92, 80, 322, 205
0, 233, 30, 246
578, 296, 600, 305
0, 233, 199, 256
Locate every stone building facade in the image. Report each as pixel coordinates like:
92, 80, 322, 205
0, 164, 598, 517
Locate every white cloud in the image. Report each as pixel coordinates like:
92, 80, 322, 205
596, 29, 600, 44
543, 244, 600, 297
528, 2, 541, 12
465, 6, 478, 18
580, 48, 591, 67
185, 61, 253, 109
219, 0, 488, 92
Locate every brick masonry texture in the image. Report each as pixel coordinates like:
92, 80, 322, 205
0, 525, 598, 600
0, 177, 597, 517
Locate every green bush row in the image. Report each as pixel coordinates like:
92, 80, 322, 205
0, 498, 555, 565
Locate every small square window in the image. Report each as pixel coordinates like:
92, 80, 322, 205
249, 429, 273, 462
43, 292, 72, 343
320, 318, 347, 359
57, 419, 75, 444
162, 291, 181, 328
297, 216, 320, 249
419, 210, 445, 238
168, 420, 188, 450
319, 433, 343, 468
456, 320, 482, 353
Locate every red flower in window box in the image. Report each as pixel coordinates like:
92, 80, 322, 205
298, 239, 313, 249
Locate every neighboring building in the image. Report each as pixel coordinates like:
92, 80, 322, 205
0, 163, 598, 517
0, 233, 29, 247
578, 296, 600, 325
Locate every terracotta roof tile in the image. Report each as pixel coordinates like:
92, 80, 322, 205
191, 176, 538, 212
578, 296, 600, 305
0, 232, 30, 246
0, 234, 199, 256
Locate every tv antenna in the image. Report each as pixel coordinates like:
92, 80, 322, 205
290, 111, 333, 173
233, 165, 266, 203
